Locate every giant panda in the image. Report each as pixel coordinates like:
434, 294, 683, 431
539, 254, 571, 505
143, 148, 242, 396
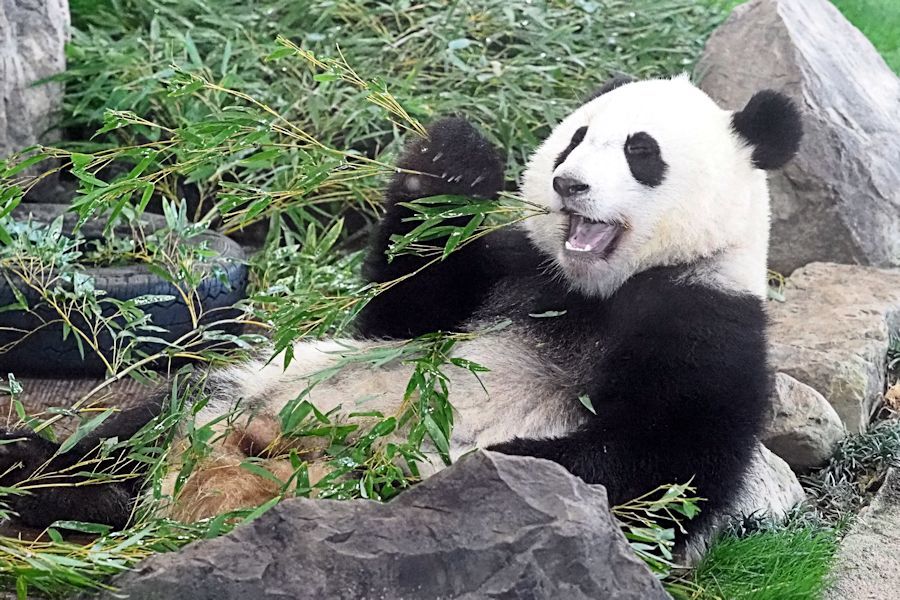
0, 75, 802, 548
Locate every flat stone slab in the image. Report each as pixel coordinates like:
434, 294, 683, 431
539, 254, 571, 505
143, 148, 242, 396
89, 451, 668, 600
769, 263, 900, 432
826, 468, 900, 600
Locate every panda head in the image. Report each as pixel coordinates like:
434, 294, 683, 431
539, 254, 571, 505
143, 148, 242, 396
521, 74, 802, 298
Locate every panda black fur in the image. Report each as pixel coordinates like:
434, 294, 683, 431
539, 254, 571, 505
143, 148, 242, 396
0, 76, 802, 546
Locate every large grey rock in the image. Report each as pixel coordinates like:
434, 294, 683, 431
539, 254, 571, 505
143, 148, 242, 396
93, 451, 668, 600
762, 372, 846, 471
0, 0, 69, 160
733, 443, 805, 520
697, 0, 900, 274
768, 263, 900, 432
826, 468, 900, 600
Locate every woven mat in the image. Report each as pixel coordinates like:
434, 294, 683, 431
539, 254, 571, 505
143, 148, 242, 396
1, 376, 153, 435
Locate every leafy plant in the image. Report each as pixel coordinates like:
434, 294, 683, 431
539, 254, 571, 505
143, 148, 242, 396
613, 481, 704, 596
800, 418, 900, 524
58, 0, 735, 209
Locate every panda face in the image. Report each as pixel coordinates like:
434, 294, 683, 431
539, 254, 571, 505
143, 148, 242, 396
521, 76, 798, 299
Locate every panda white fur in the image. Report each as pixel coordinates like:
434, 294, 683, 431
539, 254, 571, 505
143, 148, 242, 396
0, 75, 802, 547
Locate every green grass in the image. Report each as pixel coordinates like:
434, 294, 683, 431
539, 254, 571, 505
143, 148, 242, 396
690, 417, 900, 599
694, 525, 840, 600
833, 0, 900, 73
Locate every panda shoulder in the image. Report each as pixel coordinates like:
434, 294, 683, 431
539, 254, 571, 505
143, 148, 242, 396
614, 267, 767, 334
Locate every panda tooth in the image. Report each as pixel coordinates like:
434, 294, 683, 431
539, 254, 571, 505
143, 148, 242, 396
565, 241, 593, 252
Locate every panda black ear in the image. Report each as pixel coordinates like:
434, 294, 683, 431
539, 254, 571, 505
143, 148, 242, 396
731, 90, 803, 170
583, 74, 635, 103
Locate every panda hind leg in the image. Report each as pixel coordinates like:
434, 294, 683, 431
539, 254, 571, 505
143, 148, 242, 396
160, 414, 333, 522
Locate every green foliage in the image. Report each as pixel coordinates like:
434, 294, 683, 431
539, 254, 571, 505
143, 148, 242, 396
613, 481, 703, 590
693, 524, 839, 600
801, 418, 900, 523
0, 203, 259, 378
0, 519, 226, 597
62, 0, 731, 182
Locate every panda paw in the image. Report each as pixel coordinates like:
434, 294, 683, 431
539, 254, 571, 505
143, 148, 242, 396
391, 117, 505, 201
0, 428, 59, 486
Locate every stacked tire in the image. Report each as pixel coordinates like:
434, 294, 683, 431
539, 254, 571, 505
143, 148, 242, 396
0, 204, 248, 375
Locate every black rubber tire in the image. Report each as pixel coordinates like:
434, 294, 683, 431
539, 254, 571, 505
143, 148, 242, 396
0, 203, 249, 376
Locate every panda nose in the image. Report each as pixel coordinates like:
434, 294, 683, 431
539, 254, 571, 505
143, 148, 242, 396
552, 176, 590, 198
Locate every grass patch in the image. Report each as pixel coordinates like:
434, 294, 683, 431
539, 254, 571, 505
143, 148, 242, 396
694, 525, 839, 600
801, 417, 900, 522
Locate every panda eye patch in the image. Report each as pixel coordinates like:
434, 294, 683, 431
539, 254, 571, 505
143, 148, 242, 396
624, 132, 659, 156
624, 132, 667, 187
554, 126, 589, 169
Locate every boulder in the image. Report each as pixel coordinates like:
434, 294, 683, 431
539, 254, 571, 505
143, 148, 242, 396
697, 0, 900, 274
733, 443, 805, 520
92, 451, 668, 600
0, 0, 69, 160
768, 263, 900, 432
826, 468, 900, 600
762, 372, 845, 471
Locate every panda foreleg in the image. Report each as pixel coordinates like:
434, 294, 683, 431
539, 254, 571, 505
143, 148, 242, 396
354, 117, 508, 338
0, 392, 164, 530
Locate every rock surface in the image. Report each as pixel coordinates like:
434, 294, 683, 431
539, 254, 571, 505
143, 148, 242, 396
762, 373, 845, 471
0, 0, 69, 160
697, 0, 900, 274
733, 443, 806, 520
826, 468, 900, 600
768, 263, 900, 432
92, 451, 668, 600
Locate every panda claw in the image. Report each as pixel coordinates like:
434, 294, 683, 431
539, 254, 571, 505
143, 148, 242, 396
391, 116, 504, 201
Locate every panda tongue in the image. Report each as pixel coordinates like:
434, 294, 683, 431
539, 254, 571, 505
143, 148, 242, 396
566, 215, 618, 253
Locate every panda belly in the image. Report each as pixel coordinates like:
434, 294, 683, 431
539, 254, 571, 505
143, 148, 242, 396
195, 330, 588, 462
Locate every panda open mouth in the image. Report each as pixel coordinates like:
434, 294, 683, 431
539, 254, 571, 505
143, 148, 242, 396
564, 214, 623, 259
